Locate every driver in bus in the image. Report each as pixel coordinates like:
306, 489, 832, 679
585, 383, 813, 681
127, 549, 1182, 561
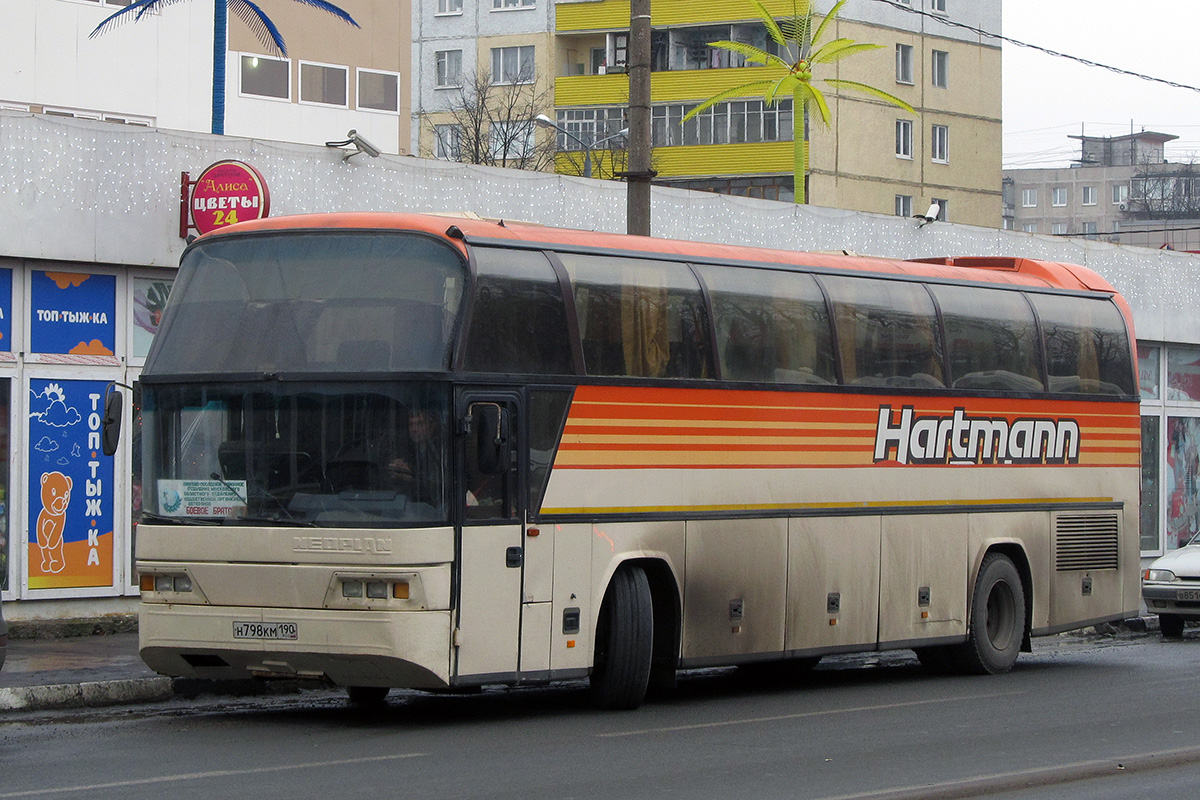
385, 409, 444, 506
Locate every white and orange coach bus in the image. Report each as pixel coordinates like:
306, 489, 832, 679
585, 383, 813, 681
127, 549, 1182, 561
120, 212, 1140, 709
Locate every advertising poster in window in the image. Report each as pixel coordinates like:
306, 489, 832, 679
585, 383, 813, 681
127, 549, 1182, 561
133, 278, 173, 358
1167, 416, 1200, 550
27, 379, 114, 589
0, 268, 12, 351
30, 272, 116, 356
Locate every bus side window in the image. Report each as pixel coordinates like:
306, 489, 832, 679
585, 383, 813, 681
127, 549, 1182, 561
931, 284, 1044, 392
1030, 294, 1135, 395
463, 249, 574, 375
696, 265, 835, 385
820, 276, 945, 388
557, 253, 713, 380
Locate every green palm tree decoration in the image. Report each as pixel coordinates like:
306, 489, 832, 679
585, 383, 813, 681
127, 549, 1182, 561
90, 0, 359, 136
683, 0, 915, 204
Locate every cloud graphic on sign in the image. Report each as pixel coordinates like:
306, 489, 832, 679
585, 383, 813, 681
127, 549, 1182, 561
29, 384, 82, 428
34, 436, 59, 453
44, 272, 90, 290
57, 457, 70, 466
69, 340, 114, 356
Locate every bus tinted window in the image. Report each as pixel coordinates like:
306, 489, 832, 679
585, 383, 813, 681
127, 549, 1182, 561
463, 248, 574, 374
821, 276, 944, 388
148, 233, 465, 375
558, 253, 712, 379
1030, 294, 1135, 395
931, 285, 1044, 392
696, 265, 835, 384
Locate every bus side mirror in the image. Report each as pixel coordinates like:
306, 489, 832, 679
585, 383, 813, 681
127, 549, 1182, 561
473, 403, 510, 475
101, 389, 123, 457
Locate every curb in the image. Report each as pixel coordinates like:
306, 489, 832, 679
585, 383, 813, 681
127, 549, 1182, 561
0, 677, 173, 712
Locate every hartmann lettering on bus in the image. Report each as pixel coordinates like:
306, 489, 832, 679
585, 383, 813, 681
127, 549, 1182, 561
872, 405, 1081, 465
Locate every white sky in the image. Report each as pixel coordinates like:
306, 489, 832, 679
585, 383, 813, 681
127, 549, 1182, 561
1002, 0, 1200, 169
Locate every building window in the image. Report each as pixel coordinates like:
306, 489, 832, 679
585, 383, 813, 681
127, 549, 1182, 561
931, 124, 949, 162
490, 119, 536, 162
299, 62, 348, 107
240, 54, 289, 99
1113, 183, 1129, 204
1082, 221, 1098, 238
1021, 188, 1037, 207
1081, 185, 1097, 206
357, 69, 399, 112
437, 0, 463, 13
895, 43, 914, 84
1002, 218, 1013, 230
931, 198, 947, 221
493, 0, 534, 7
649, 99, 792, 147
895, 195, 913, 217
556, 107, 629, 150
435, 50, 462, 88
896, 119, 913, 158
1052, 187, 1067, 206
1022, 223, 1037, 233
434, 124, 462, 160
491, 45, 535, 84
931, 0, 947, 12
1052, 222, 1067, 235
931, 50, 948, 88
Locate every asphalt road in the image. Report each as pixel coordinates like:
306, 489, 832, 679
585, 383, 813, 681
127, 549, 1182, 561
2, 629, 1198, 800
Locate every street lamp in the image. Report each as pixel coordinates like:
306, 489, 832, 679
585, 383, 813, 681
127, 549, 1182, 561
535, 114, 628, 179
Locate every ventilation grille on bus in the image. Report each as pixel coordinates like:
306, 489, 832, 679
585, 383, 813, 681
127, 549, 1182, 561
1055, 514, 1120, 571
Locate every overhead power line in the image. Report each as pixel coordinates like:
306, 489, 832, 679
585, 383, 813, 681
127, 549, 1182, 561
864, 0, 1200, 95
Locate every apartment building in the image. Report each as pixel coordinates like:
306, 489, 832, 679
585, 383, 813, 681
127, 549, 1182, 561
411, 0, 557, 166
1004, 131, 1200, 251
2, 0, 412, 154
550, 0, 1002, 225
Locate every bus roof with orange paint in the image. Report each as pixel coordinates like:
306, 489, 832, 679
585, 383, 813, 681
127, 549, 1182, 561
208, 211, 1124, 300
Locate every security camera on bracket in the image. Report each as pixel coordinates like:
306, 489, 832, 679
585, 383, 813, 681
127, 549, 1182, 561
325, 129, 382, 161
914, 202, 940, 228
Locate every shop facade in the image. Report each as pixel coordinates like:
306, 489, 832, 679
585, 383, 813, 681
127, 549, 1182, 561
3, 111, 1200, 620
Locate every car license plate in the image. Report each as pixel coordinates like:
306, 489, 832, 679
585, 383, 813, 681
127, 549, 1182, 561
1176, 589, 1200, 602
233, 621, 298, 640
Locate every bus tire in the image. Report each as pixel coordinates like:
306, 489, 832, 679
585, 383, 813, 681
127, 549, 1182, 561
956, 553, 1026, 675
1159, 613, 1186, 638
590, 564, 654, 710
346, 686, 390, 705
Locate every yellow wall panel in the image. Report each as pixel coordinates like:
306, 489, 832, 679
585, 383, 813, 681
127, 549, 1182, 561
556, 67, 781, 107
557, 0, 804, 32
653, 142, 793, 177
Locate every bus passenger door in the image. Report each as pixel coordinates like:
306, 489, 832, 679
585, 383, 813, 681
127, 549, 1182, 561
454, 392, 525, 682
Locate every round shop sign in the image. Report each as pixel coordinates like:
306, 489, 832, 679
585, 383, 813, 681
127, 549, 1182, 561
190, 160, 270, 235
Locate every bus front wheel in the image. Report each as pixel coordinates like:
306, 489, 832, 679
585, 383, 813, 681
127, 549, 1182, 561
956, 553, 1026, 675
590, 564, 654, 710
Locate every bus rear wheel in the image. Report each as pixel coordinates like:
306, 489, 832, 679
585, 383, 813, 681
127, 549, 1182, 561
590, 564, 654, 710
955, 553, 1026, 675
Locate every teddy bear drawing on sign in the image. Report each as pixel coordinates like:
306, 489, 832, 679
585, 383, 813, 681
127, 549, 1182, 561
36, 471, 72, 574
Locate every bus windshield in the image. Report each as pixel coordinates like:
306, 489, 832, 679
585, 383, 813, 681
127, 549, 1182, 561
140, 382, 450, 527
145, 231, 466, 376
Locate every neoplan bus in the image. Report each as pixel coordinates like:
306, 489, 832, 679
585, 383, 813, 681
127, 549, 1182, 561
119, 212, 1140, 709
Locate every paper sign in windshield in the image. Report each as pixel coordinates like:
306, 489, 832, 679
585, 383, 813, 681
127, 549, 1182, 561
158, 479, 247, 518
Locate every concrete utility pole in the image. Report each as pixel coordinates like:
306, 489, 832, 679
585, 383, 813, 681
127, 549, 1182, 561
624, 0, 655, 236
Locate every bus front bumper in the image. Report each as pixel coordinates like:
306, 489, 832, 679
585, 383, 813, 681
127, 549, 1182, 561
139, 603, 453, 689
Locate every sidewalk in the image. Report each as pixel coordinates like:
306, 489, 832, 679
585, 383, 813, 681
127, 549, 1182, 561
0, 632, 175, 712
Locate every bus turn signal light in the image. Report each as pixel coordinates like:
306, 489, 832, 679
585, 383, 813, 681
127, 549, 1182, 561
392, 581, 410, 599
